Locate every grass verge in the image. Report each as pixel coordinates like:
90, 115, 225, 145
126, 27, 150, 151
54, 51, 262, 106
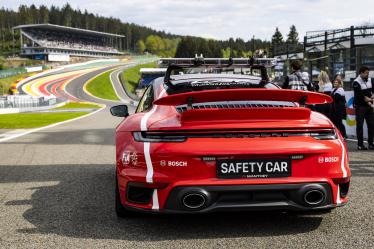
54, 102, 101, 109
121, 62, 158, 94
0, 112, 89, 129
85, 70, 119, 101
0, 73, 33, 95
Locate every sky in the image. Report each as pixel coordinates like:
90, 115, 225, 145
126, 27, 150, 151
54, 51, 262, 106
2, 0, 374, 41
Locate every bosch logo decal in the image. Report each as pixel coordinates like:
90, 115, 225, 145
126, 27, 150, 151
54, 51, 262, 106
160, 160, 188, 167
318, 156, 339, 164
160, 160, 167, 166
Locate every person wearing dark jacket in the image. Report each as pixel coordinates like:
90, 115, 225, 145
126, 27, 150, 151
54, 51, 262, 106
353, 66, 374, 150
331, 79, 347, 138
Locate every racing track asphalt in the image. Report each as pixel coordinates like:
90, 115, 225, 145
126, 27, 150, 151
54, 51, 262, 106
0, 67, 373, 248
65, 66, 126, 106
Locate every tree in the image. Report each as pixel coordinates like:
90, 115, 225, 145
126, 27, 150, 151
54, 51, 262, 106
39, 5, 49, 23
287, 25, 299, 44
145, 35, 158, 53
136, 40, 146, 53
49, 5, 61, 24
61, 3, 73, 27
29, 4, 38, 23
271, 27, 283, 45
0, 4, 272, 58
221, 47, 231, 58
18, 5, 33, 24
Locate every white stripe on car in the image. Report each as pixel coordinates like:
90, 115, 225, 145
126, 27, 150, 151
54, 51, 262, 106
140, 88, 166, 210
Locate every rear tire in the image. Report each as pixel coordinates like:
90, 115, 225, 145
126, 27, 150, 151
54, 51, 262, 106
115, 176, 136, 218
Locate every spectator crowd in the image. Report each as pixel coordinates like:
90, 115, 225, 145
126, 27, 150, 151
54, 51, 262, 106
282, 60, 374, 150
24, 29, 119, 53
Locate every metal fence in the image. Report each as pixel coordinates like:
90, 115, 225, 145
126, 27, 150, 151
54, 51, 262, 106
273, 43, 304, 57
0, 95, 59, 109
0, 65, 48, 79
0, 67, 27, 79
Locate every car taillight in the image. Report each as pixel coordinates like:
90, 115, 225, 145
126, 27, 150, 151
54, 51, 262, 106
310, 129, 337, 140
133, 132, 187, 142
133, 129, 337, 142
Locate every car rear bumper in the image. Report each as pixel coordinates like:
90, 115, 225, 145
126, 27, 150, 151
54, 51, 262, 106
122, 183, 346, 214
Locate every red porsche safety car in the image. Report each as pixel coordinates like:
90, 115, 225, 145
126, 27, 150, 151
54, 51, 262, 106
111, 58, 350, 216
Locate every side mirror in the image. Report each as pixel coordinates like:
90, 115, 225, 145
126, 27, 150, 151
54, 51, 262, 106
110, 105, 129, 117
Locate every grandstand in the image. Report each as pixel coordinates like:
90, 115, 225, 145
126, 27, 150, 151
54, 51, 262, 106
12, 24, 125, 61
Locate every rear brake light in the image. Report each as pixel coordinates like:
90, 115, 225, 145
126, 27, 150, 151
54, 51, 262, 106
133, 132, 187, 142
133, 129, 337, 142
310, 129, 337, 140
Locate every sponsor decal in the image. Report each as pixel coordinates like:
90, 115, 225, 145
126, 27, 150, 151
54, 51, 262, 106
168, 161, 187, 167
121, 151, 138, 166
160, 160, 188, 167
122, 151, 131, 165
318, 156, 340, 164
130, 152, 138, 165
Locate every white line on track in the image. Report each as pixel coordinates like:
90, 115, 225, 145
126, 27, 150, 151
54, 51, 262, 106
1, 64, 132, 143
0, 105, 105, 143
110, 68, 128, 103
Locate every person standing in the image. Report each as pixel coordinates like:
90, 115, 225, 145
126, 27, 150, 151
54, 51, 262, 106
353, 66, 374, 150
333, 74, 344, 83
318, 70, 333, 95
315, 70, 333, 118
282, 60, 313, 91
331, 78, 347, 138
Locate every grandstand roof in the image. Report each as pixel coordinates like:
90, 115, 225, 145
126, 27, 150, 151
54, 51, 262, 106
13, 23, 125, 38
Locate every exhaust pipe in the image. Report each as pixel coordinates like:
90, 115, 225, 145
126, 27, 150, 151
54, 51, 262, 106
182, 193, 207, 209
304, 189, 325, 206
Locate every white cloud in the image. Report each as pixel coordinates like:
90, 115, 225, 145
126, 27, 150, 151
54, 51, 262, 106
2, 0, 374, 41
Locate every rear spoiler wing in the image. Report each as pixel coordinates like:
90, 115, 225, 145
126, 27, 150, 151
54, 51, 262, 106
153, 89, 332, 106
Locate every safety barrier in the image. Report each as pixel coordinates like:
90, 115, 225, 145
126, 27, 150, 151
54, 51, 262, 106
0, 95, 61, 111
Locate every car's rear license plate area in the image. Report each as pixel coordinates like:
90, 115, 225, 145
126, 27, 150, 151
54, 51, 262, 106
216, 158, 291, 179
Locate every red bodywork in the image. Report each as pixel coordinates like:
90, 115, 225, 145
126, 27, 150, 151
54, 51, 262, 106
115, 78, 350, 213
